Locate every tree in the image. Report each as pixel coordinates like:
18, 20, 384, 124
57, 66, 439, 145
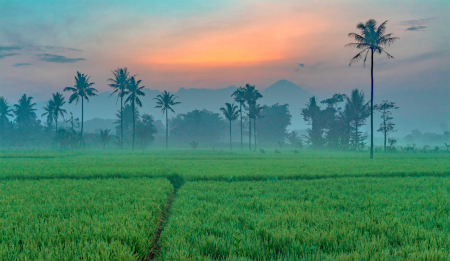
375, 100, 399, 152
14, 94, 37, 132
41, 101, 54, 130
241, 84, 262, 150
136, 114, 157, 148
114, 104, 138, 142
171, 109, 226, 144
154, 91, 181, 149
249, 103, 263, 150
98, 129, 113, 148
257, 104, 291, 145
301, 97, 324, 149
344, 89, 370, 150
232, 87, 246, 150
0, 97, 13, 142
220, 103, 239, 150
125, 76, 145, 150
108, 68, 132, 148
64, 71, 97, 139
347, 19, 398, 159
49, 92, 66, 133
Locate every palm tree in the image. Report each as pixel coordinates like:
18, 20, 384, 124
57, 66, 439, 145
241, 84, 262, 151
232, 87, 245, 150
64, 71, 97, 139
154, 91, 181, 149
344, 89, 370, 150
41, 101, 54, 130
250, 103, 263, 151
98, 129, 113, 149
108, 68, 132, 148
220, 103, 239, 150
346, 19, 398, 159
125, 76, 145, 150
14, 94, 37, 131
0, 97, 13, 137
51, 92, 67, 133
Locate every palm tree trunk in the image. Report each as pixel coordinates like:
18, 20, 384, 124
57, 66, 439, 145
249, 117, 252, 151
132, 99, 135, 151
254, 117, 256, 151
55, 116, 58, 134
229, 119, 232, 150
370, 49, 374, 159
355, 123, 358, 151
166, 111, 168, 150
120, 95, 123, 149
240, 103, 243, 150
81, 97, 84, 139
384, 118, 387, 153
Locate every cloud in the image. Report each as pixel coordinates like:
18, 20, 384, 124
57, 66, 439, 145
400, 17, 435, 31
298, 63, 304, 67
13, 63, 32, 67
406, 26, 427, 31
0, 53, 20, 59
37, 54, 86, 63
35, 46, 82, 52
0, 45, 22, 51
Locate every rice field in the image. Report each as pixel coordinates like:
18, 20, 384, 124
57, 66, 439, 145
0, 178, 172, 260
0, 149, 449, 260
158, 178, 450, 260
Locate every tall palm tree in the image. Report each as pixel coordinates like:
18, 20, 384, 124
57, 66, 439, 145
232, 87, 245, 150
0, 97, 13, 136
50, 92, 66, 133
108, 68, 132, 148
346, 19, 398, 159
154, 91, 181, 149
250, 103, 263, 151
241, 84, 262, 151
64, 71, 97, 139
42, 101, 54, 130
125, 76, 145, 150
14, 94, 37, 131
220, 102, 239, 150
344, 89, 370, 150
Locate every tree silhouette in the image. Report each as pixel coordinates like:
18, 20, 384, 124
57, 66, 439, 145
375, 100, 399, 152
232, 87, 246, 150
125, 76, 145, 150
64, 72, 97, 139
347, 19, 398, 158
14, 94, 37, 132
41, 101, 54, 130
344, 89, 370, 150
241, 84, 262, 151
220, 102, 239, 150
249, 103, 263, 150
108, 68, 132, 148
154, 91, 181, 149
98, 129, 113, 149
301, 97, 324, 149
0, 97, 13, 140
43, 92, 67, 134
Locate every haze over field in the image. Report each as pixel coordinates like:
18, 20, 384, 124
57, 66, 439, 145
0, 0, 449, 138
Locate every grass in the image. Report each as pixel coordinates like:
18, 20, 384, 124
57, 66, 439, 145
158, 177, 450, 260
0, 178, 172, 261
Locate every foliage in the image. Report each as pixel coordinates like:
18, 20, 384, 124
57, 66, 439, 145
98, 129, 113, 148
256, 104, 291, 144
190, 141, 199, 150
136, 114, 157, 148
375, 100, 399, 152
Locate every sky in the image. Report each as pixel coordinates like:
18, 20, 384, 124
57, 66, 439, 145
0, 0, 449, 106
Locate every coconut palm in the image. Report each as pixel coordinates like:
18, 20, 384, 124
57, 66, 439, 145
220, 103, 239, 150
44, 92, 67, 133
344, 89, 370, 150
125, 76, 145, 150
241, 84, 262, 151
232, 87, 246, 150
108, 68, 132, 148
64, 71, 97, 138
250, 103, 263, 151
154, 91, 181, 149
346, 19, 398, 158
0, 97, 13, 136
41, 101, 54, 130
14, 94, 37, 131
98, 129, 113, 149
